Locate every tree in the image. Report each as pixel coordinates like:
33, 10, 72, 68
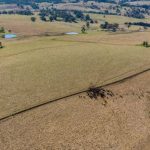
90, 19, 94, 24
127, 23, 131, 29
0, 27, 5, 33
40, 16, 47, 22
100, 22, 119, 32
114, 23, 119, 29
100, 22, 108, 29
85, 14, 91, 21
81, 25, 86, 33
116, 8, 120, 14
142, 41, 149, 47
0, 42, 3, 48
31, 3, 39, 10
86, 22, 90, 29
74, 11, 84, 20
31, 17, 36, 22
49, 16, 54, 22
64, 14, 76, 23
125, 22, 131, 28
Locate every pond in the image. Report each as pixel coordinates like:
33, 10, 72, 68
4, 34, 17, 39
65, 32, 79, 35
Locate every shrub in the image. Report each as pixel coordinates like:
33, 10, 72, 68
0, 27, 5, 33
142, 41, 150, 47
81, 25, 86, 33
31, 17, 36, 22
0, 42, 3, 48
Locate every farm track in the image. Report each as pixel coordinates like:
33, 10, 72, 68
15, 32, 65, 40
0, 65, 150, 123
51, 38, 138, 46
0, 38, 136, 60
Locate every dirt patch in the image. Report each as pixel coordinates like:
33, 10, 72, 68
87, 87, 114, 99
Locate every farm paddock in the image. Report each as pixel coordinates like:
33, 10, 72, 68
0, 13, 150, 149
0, 68, 149, 150
0, 34, 150, 119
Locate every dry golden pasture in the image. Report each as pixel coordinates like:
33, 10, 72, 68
0, 68, 150, 150
0, 14, 150, 119
55, 30, 150, 45
0, 34, 150, 119
0, 14, 149, 38
0, 15, 82, 36
90, 13, 150, 24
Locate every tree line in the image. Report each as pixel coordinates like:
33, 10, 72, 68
100, 21, 119, 32
125, 22, 150, 28
0, 0, 63, 5
0, 10, 33, 15
39, 9, 92, 23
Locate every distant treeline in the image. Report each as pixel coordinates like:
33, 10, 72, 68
0, 10, 33, 15
125, 7, 146, 19
121, 3, 150, 9
0, 0, 63, 4
1, 0, 150, 5
86, 11, 117, 15
39, 9, 93, 23
125, 22, 150, 27
84, 0, 117, 4
139, 5, 150, 9
100, 21, 119, 32
0, 0, 118, 4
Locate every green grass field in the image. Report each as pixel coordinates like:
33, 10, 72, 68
0, 14, 150, 119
